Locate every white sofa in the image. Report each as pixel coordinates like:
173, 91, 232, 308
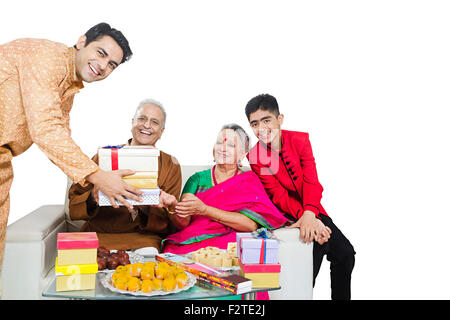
1, 165, 313, 300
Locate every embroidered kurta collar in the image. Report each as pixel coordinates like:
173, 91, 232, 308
65, 47, 84, 91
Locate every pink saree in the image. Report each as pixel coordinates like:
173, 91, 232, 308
162, 171, 290, 254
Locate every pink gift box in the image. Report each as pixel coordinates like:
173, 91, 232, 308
236, 232, 279, 265
239, 260, 281, 273
57, 232, 99, 250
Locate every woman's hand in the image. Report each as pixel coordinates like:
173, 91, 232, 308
174, 193, 208, 217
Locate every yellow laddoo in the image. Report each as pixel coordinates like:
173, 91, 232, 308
128, 263, 142, 277
141, 279, 153, 293
155, 265, 169, 279
143, 261, 156, 270
162, 277, 176, 292
115, 265, 127, 273
112, 271, 129, 283
151, 278, 163, 291
157, 262, 170, 269
140, 268, 154, 280
176, 272, 188, 289
127, 277, 141, 292
113, 275, 129, 291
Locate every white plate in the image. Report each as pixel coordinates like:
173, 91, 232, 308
98, 250, 145, 273
100, 271, 197, 297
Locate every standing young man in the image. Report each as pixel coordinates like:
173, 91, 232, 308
245, 93, 355, 300
0, 23, 142, 274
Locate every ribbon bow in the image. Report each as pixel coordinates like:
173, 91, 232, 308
251, 228, 272, 239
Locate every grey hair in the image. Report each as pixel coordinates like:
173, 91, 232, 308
134, 98, 167, 127
221, 123, 250, 154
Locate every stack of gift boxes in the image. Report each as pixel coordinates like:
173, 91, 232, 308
97, 145, 160, 206
55, 232, 99, 292
236, 232, 281, 288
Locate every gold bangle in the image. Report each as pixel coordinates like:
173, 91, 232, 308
164, 207, 176, 215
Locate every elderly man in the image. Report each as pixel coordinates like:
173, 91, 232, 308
68, 99, 181, 251
0, 23, 140, 273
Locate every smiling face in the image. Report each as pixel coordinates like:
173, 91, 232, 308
74, 35, 123, 83
248, 109, 284, 147
130, 104, 165, 146
213, 129, 246, 165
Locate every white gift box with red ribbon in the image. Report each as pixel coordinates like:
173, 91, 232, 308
98, 146, 159, 172
97, 146, 160, 206
236, 232, 279, 265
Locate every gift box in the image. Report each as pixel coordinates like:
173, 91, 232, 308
98, 146, 160, 172
98, 188, 160, 206
57, 232, 98, 265
121, 172, 158, 189
57, 232, 98, 251
55, 258, 98, 291
57, 248, 97, 266
239, 260, 281, 288
236, 232, 279, 265
98, 146, 160, 205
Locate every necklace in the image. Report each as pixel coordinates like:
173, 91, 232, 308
212, 165, 239, 185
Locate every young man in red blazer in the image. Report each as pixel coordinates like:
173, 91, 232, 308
245, 93, 355, 300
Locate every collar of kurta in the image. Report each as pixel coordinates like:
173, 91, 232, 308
65, 46, 84, 93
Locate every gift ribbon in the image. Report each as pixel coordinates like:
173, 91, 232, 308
260, 238, 266, 264
111, 148, 119, 171
239, 236, 267, 264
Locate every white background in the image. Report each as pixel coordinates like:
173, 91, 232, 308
2, 0, 450, 299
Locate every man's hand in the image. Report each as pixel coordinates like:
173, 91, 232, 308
286, 210, 331, 244
153, 190, 178, 211
86, 169, 143, 210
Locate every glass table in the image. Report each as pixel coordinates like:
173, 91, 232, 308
42, 257, 280, 300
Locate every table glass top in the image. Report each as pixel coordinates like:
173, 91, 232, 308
42, 257, 279, 300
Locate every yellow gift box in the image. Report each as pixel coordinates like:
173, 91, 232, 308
122, 172, 158, 189
57, 248, 97, 266
239, 270, 280, 288
55, 258, 98, 292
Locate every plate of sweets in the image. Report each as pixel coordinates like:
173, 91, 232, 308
187, 243, 240, 271
97, 246, 144, 273
100, 261, 196, 297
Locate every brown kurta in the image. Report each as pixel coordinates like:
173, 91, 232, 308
68, 145, 182, 251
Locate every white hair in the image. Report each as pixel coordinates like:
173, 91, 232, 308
221, 123, 250, 154
134, 98, 167, 127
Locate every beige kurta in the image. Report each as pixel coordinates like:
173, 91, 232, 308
0, 38, 99, 271
68, 146, 182, 251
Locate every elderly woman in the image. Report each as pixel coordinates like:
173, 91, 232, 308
162, 124, 289, 254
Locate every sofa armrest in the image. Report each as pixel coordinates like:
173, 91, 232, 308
6, 205, 66, 242
2, 205, 66, 299
269, 227, 313, 300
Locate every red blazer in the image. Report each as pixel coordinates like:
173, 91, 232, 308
247, 130, 327, 220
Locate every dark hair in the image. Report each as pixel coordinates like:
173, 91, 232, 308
245, 93, 280, 120
221, 123, 250, 153
82, 22, 132, 64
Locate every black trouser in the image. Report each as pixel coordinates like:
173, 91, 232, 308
313, 213, 356, 300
